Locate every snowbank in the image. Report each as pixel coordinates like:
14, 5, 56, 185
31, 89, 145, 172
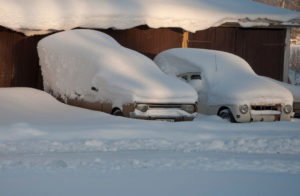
38, 29, 197, 107
1, 87, 300, 195
0, 0, 299, 36
154, 48, 293, 106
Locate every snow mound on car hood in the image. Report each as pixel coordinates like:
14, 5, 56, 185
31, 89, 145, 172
38, 29, 197, 105
154, 48, 293, 105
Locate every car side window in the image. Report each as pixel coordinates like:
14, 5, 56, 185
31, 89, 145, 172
181, 75, 188, 81
191, 74, 201, 80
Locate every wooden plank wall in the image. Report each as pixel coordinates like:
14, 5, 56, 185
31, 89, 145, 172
101, 26, 183, 59
0, 26, 286, 89
188, 27, 286, 80
0, 26, 45, 89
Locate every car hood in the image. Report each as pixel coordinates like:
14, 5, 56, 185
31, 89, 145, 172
93, 72, 198, 105
207, 74, 293, 106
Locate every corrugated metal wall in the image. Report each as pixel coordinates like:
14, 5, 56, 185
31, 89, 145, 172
0, 26, 286, 89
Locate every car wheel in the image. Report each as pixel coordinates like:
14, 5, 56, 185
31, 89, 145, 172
112, 108, 123, 116
218, 108, 235, 122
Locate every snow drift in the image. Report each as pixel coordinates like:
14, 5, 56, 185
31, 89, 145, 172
0, 0, 299, 36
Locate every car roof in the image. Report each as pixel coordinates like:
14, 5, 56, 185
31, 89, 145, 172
154, 48, 255, 78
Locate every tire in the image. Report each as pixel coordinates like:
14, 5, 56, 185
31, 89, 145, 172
218, 108, 235, 122
112, 108, 123, 116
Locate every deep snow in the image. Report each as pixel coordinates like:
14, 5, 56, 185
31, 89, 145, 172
0, 0, 299, 35
1, 88, 300, 195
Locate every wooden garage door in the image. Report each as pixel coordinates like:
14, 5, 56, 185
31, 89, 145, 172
102, 26, 183, 59
188, 27, 286, 81
0, 26, 44, 89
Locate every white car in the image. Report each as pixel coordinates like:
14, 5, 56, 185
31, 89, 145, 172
37, 30, 198, 121
266, 77, 300, 118
154, 48, 293, 122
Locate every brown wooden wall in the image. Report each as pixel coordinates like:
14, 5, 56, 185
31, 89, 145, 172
102, 26, 183, 59
0, 25, 286, 89
0, 26, 45, 89
188, 27, 286, 80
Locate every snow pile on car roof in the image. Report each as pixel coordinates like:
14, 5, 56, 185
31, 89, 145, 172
0, 0, 299, 35
154, 48, 293, 105
37, 29, 197, 106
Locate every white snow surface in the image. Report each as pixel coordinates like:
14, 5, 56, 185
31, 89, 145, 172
266, 76, 300, 102
0, 0, 300, 36
1, 87, 300, 195
38, 29, 197, 106
154, 48, 293, 106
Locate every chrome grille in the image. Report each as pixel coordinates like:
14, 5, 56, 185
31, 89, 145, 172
251, 105, 280, 111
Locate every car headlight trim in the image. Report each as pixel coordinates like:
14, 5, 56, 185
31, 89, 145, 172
283, 104, 292, 114
181, 104, 195, 114
239, 104, 249, 114
136, 104, 149, 112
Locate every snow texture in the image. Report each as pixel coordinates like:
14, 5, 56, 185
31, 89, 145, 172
266, 76, 300, 102
154, 48, 293, 106
1, 87, 300, 195
0, 0, 299, 36
37, 29, 197, 107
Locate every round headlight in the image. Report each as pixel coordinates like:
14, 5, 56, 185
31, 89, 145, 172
239, 104, 249, 114
136, 104, 149, 112
283, 104, 292, 114
181, 104, 195, 114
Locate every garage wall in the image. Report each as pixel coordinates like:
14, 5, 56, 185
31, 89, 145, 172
188, 27, 286, 80
0, 26, 287, 89
101, 26, 183, 59
0, 26, 45, 89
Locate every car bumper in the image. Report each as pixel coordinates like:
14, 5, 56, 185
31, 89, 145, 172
233, 108, 291, 122
130, 108, 197, 121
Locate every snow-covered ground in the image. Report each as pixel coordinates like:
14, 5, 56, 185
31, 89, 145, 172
1, 88, 300, 195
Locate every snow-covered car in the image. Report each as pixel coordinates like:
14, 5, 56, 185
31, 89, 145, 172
37, 29, 198, 121
154, 48, 293, 122
265, 77, 300, 118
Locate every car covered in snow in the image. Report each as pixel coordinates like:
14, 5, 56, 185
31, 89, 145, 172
37, 29, 198, 121
154, 48, 294, 122
265, 77, 300, 118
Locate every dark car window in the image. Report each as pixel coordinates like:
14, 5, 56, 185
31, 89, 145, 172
191, 74, 201, 80
181, 75, 188, 81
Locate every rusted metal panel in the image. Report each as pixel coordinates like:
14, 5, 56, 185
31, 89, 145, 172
101, 26, 183, 59
188, 27, 286, 81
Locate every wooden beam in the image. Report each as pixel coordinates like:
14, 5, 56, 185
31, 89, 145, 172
182, 31, 189, 48
283, 27, 290, 82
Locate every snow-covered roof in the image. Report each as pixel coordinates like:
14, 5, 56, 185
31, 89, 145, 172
1, 0, 300, 36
